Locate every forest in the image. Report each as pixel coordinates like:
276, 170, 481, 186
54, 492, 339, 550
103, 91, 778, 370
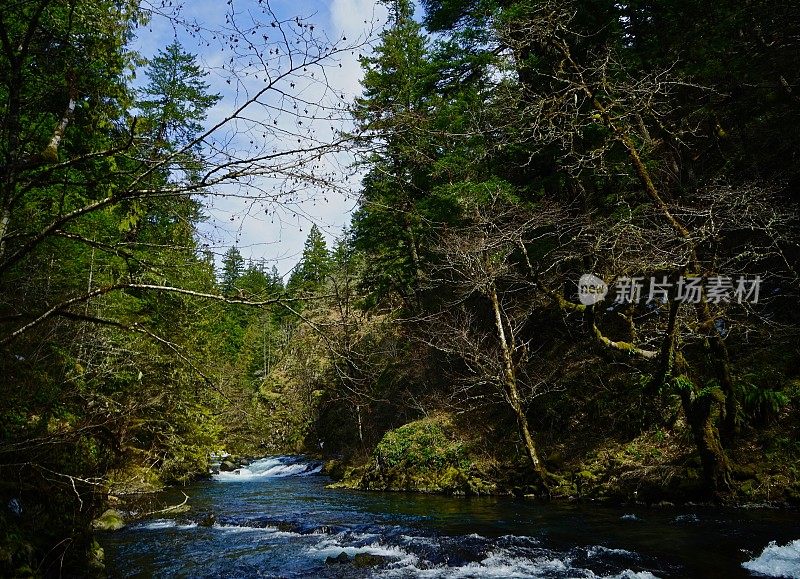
1, 0, 799, 575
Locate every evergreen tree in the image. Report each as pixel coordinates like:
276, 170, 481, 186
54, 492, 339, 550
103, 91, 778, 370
351, 0, 437, 307
221, 246, 246, 295
287, 225, 331, 294
138, 41, 221, 150
270, 265, 285, 292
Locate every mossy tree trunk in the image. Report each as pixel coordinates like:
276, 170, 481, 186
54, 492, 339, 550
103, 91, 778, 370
656, 301, 732, 495
694, 301, 738, 442
488, 283, 548, 487
673, 346, 732, 494
678, 385, 732, 494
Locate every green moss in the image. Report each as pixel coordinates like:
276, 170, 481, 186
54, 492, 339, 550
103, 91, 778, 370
322, 459, 347, 480
326, 464, 367, 490
91, 509, 125, 531
87, 538, 105, 572
374, 416, 468, 471
358, 415, 494, 495
260, 390, 282, 402
739, 479, 757, 497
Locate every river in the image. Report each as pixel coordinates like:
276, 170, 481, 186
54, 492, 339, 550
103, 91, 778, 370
99, 456, 800, 578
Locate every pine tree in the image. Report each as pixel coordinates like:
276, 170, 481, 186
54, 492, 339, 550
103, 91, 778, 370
287, 225, 331, 294
221, 247, 245, 295
138, 41, 221, 149
351, 0, 435, 306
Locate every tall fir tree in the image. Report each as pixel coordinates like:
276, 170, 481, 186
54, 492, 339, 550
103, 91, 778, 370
138, 41, 221, 150
351, 0, 436, 308
288, 225, 331, 294
221, 246, 246, 295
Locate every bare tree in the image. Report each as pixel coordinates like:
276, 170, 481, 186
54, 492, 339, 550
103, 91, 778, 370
466, 0, 800, 494
416, 195, 570, 488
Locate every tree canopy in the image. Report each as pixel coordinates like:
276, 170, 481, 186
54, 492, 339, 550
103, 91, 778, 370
1, 0, 799, 574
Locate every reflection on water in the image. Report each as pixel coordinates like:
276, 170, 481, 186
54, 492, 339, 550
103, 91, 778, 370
99, 457, 800, 578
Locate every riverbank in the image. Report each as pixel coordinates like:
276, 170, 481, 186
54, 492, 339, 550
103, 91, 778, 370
321, 414, 800, 508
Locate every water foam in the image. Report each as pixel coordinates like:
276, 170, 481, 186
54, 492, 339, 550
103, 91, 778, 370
384, 552, 564, 578
134, 518, 662, 578
378, 544, 659, 579
306, 534, 411, 561
586, 545, 637, 559
742, 539, 800, 578
138, 519, 197, 530
211, 522, 300, 536
213, 457, 322, 481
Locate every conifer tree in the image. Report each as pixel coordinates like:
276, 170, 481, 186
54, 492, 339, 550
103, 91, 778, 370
288, 225, 331, 294
138, 41, 221, 149
351, 0, 434, 307
221, 246, 246, 295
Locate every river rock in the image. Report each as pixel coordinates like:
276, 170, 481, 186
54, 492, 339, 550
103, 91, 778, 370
88, 538, 105, 572
325, 551, 350, 565
275, 521, 302, 533
92, 509, 125, 531
353, 553, 386, 568
322, 459, 347, 480
220, 460, 237, 472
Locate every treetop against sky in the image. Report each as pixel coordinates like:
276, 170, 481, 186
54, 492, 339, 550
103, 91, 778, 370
131, 0, 389, 275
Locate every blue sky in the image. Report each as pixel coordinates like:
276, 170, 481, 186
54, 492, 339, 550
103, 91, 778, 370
130, 0, 389, 276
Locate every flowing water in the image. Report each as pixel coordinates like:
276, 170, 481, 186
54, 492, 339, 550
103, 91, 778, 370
99, 456, 800, 578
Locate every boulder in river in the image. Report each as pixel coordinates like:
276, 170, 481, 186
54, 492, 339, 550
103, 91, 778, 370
358, 414, 496, 495
92, 509, 125, 531
275, 521, 301, 533
325, 551, 350, 565
220, 460, 237, 472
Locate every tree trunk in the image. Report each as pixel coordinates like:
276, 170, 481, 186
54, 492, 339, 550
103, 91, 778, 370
512, 396, 546, 479
694, 301, 738, 442
679, 387, 732, 495
0, 205, 10, 260
488, 284, 548, 486
653, 298, 681, 391
672, 348, 731, 495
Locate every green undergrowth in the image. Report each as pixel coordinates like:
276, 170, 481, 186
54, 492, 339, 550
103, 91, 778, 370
327, 414, 496, 495
324, 413, 800, 506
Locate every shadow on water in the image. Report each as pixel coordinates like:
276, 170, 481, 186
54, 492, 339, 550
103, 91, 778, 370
99, 456, 800, 578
